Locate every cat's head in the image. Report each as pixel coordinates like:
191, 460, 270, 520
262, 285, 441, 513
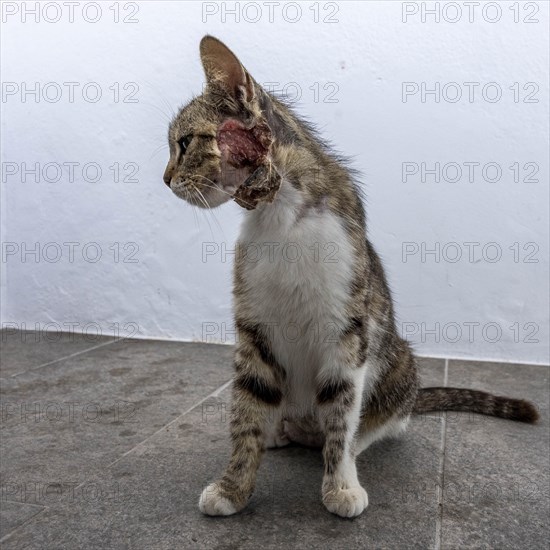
164, 36, 265, 208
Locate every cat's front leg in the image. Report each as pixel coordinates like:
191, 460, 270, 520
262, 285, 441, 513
199, 325, 285, 515
317, 363, 368, 518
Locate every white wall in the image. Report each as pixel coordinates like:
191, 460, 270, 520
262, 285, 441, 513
1, 1, 548, 364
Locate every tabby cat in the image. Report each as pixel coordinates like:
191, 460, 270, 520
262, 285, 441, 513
163, 36, 538, 518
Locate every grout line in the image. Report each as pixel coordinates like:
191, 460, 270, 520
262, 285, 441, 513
70, 378, 234, 492
0, 499, 45, 509
78, 331, 548, 367
434, 359, 449, 550
104, 378, 233, 469
10, 339, 120, 378
0, 379, 233, 540
0, 506, 47, 544
419, 354, 550, 368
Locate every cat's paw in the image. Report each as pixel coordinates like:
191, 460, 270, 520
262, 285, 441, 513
199, 482, 238, 516
265, 431, 290, 449
265, 422, 290, 448
322, 486, 369, 518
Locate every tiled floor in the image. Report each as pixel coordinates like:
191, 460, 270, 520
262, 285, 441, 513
1, 331, 548, 549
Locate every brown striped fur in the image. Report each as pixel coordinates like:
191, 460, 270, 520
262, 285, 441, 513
415, 387, 539, 423
164, 36, 538, 518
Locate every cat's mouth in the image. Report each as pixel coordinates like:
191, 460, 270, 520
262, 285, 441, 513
171, 178, 236, 209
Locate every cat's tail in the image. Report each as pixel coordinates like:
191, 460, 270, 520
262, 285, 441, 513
413, 387, 539, 423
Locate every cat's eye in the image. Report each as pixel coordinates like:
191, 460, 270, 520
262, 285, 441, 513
178, 135, 193, 154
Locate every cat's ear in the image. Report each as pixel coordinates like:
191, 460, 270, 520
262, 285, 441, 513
200, 35, 255, 104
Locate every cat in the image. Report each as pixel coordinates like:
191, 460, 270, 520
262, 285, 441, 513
163, 36, 539, 518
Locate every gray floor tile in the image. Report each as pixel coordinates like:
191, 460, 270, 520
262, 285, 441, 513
1, 339, 232, 497
417, 356, 446, 387
0, 330, 115, 378
2, 387, 442, 549
0, 502, 45, 540
3, 333, 546, 549
441, 360, 550, 549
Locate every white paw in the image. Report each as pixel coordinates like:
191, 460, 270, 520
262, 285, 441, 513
264, 420, 291, 449
265, 432, 290, 449
199, 483, 238, 516
323, 486, 369, 518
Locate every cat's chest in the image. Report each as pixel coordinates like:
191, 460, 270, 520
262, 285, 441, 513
236, 198, 355, 367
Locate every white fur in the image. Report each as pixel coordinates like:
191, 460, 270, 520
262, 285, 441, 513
356, 415, 411, 455
239, 181, 371, 517
202, 181, 405, 517
239, 181, 356, 420
199, 483, 238, 516
322, 486, 369, 518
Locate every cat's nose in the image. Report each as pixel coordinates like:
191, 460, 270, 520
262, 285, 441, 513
163, 168, 174, 187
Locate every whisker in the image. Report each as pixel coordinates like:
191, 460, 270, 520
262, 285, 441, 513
192, 204, 199, 230
149, 143, 169, 161
195, 180, 242, 201
193, 176, 258, 209
141, 80, 177, 120
196, 171, 358, 234
195, 186, 223, 234
191, 186, 216, 240
141, 101, 173, 124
